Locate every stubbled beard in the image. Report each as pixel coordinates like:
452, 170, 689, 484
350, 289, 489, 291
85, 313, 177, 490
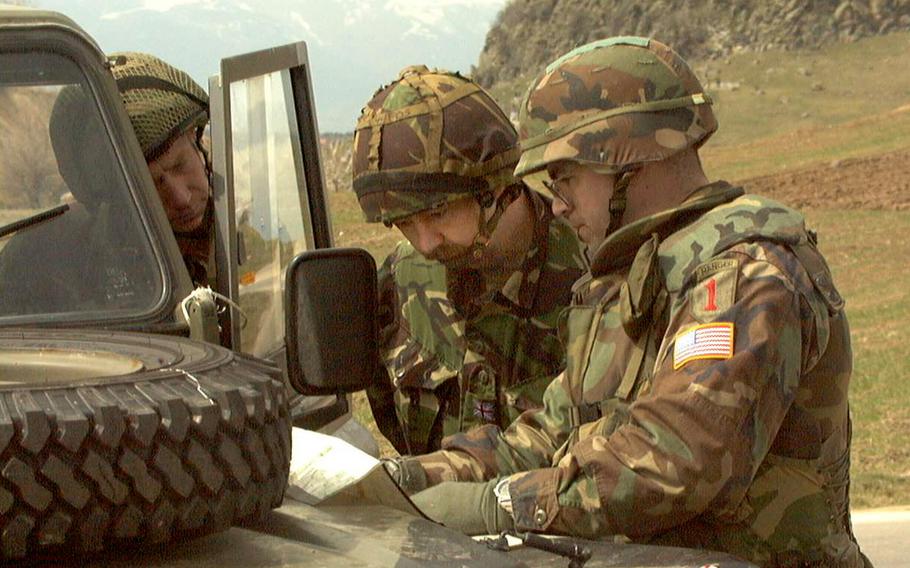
426, 243, 473, 267
430, 243, 514, 280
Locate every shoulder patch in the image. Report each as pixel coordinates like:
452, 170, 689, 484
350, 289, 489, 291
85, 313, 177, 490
673, 322, 735, 370
691, 258, 739, 321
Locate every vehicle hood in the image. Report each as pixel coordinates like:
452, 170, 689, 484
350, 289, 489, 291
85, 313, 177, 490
58, 498, 755, 567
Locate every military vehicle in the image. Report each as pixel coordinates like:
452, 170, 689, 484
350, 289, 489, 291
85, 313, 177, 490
0, 5, 756, 566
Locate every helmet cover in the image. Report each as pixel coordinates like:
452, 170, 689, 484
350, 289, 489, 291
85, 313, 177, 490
353, 65, 520, 224
109, 51, 209, 161
515, 37, 716, 179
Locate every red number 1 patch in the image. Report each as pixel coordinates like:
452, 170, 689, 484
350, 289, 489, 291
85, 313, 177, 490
692, 259, 738, 321
705, 278, 718, 312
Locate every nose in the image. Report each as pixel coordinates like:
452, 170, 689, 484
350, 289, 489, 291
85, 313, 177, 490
551, 196, 570, 218
157, 175, 193, 209
410, 222, 444, 256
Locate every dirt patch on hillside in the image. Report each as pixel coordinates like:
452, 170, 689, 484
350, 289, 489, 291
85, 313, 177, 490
739, 147, 910, 210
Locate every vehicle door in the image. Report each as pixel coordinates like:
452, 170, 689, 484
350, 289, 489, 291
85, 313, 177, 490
208, 43, 359, 436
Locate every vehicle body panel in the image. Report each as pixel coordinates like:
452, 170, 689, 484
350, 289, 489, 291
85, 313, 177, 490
40, 499, 752, 568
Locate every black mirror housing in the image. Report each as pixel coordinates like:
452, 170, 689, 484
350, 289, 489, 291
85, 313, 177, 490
285, 248, 380, 395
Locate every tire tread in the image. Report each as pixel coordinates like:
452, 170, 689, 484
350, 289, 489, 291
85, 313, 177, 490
0, 330, 291, 561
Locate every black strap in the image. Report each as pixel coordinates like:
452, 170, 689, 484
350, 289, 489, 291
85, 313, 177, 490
469, 182, 523, 258
115, 76, 208, 110
365, 377, 410, 455
568, 401, 604, 428
603, 168, 637, 239
353, 171, 488, 198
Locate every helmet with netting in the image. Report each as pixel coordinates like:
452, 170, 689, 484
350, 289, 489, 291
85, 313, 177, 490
353, 65, 520, 225
515, 37, 717, 180
109, 51, 209, 161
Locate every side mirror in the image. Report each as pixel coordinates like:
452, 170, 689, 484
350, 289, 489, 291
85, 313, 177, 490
284, 248, 380, 395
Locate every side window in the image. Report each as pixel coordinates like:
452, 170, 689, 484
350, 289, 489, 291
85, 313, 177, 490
230, 71, 313, 357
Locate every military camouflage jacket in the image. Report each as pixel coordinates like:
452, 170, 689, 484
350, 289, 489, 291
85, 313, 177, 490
415, 182, 867, 567
373, 188, 586, 454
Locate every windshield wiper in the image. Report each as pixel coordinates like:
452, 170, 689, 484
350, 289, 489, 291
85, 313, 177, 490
0, 204, 69, 239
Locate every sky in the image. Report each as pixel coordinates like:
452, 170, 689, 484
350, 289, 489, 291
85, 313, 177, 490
32, 0, 508, 131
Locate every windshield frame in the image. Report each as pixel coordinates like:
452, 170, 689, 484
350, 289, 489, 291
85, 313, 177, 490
0, 21, 192, 330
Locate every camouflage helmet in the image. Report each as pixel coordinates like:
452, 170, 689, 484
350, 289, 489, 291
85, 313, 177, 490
515, 37, 716, 179
353, 65, 521, 225
108, 51, 209, 161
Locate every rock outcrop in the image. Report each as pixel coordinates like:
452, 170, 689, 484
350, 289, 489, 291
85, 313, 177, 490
474, 0, 910, 91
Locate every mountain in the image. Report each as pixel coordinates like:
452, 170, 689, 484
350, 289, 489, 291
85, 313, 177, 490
473, 0, 910, 115
33, 0, 506, 132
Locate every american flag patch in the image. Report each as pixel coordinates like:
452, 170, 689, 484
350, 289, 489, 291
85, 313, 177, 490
673, 323, 735, 370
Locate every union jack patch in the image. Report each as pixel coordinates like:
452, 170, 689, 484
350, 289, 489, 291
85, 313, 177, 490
673, 323, 735, 370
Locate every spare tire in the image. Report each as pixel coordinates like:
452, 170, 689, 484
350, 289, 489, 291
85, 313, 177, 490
0, 328, 291, 560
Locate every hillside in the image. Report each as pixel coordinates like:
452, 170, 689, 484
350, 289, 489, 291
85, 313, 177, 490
474, 0, 910, 116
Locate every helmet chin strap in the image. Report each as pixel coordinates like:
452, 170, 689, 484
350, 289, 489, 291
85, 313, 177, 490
469, 183, 522, 260
603, 168, 637, 239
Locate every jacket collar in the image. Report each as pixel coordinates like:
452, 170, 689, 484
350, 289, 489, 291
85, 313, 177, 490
589, 181, 744, 276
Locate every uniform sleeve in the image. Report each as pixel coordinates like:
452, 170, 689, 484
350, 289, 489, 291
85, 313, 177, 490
505, 244, 827, 538
413, 364, 578, 484
365, 248, 411, 454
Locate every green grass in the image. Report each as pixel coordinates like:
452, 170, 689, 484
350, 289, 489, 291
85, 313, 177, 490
806, 210, 910, 508
704, 32, 910, 148
702, 107, 910, 182
328, 191, 402, 262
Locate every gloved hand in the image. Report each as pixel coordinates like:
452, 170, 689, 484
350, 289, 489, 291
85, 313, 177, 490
410, 478, 514, 535
381, 457, 429, 495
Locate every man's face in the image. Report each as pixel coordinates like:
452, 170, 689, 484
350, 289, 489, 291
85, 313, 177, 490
393, 196, 484, 269
545, 161, 616, 251
147, 131, 210, 233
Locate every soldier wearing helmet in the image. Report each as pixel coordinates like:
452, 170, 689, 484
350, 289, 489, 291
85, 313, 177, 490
109, 52, 213, 285
354, 66, 586, 454
394, 38, 868, 567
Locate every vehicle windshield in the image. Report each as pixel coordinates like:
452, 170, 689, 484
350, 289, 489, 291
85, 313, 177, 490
0, 51, 163, 322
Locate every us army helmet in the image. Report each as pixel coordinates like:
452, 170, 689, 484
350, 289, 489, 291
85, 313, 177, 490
108, 51, 209, 161
353, 65, 521, 226
516, 36, 716, 179
515, 37, 716, 237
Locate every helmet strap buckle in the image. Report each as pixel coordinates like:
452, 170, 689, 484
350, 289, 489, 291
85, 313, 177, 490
477, 190, 495, 209
470, 183, 522, 261
604, 168, 637, 237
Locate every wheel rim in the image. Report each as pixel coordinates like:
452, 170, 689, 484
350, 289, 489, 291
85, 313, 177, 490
0, 348, 144, 385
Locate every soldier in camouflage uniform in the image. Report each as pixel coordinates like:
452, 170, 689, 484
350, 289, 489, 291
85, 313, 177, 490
394, 38, 871, 567
110, 52, 214, 286
353, 66, 586, 454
